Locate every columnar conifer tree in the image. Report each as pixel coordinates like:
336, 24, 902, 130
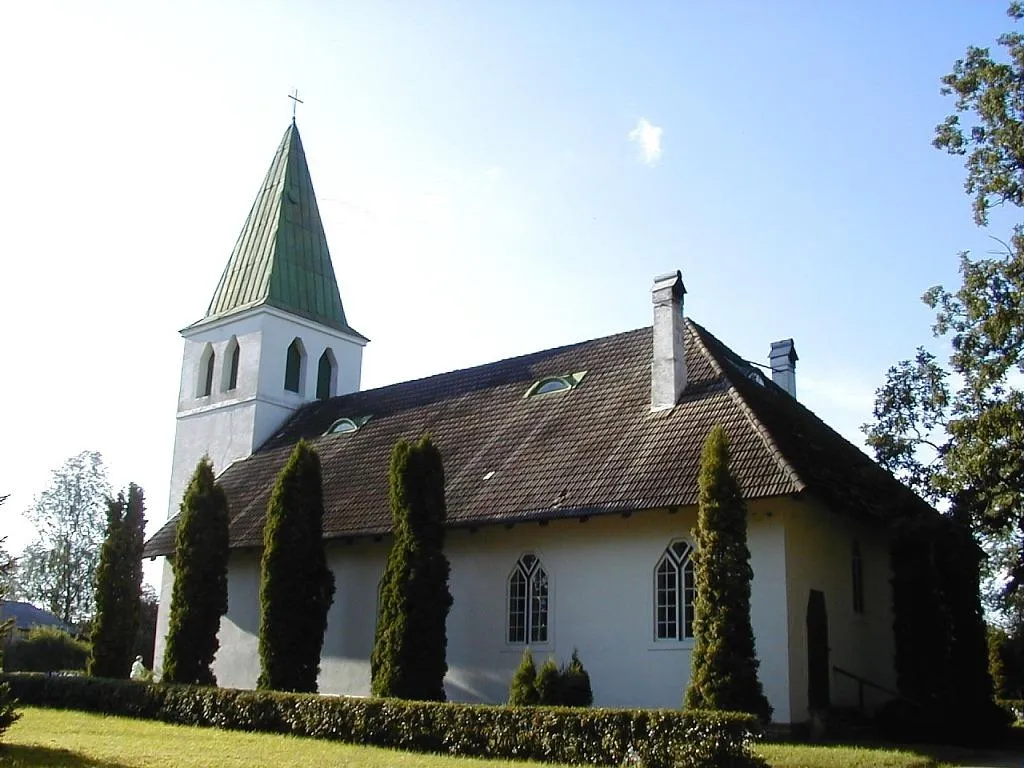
371, 435, 452, 700
88, 484, 146, 678
163, 457, 230, 685
258, 440, 335, 692
685, 425, 772, 723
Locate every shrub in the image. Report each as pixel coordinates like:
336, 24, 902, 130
510, 649, 592, 707
536, 658, 561, 705
508, 647, 538, 706
0, 679, 16, 740
561, 648, 593, 707
2, 673, 763, 768
4, 627, 88, 673
675, 711, 768, 768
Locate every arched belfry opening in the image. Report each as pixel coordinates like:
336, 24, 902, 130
198, 344, 215, 397
223, 336, 240, 392
284, 338, 306, 393
317, 348, 337, 400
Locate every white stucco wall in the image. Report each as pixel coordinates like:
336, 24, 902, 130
204, 504, 795, 720
155, 305, 366, 678
783, 498, 895, 721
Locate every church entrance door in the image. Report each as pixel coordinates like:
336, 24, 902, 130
806, 589, 830, 710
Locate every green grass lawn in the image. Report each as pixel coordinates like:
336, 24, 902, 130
0, 707, 1012, 768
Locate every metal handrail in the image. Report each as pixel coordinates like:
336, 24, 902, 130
832, 665, 920, 714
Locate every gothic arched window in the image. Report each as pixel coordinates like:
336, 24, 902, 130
654, 540, 695, 641
508, 553, 548, 644
198, 344, 215, 398
284, 338, 304, 393
317, 348, 335, 400
223, 337, 240, 392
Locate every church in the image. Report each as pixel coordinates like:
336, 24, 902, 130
144, 120, 926, 725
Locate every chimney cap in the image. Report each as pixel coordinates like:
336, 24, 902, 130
651, 270, 687, 302
769, 339, 798, 365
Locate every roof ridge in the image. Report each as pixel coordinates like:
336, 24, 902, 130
322, 325, 651, 403
686, 320, 807, 494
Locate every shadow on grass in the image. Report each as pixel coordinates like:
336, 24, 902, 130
0, 744, 134, 768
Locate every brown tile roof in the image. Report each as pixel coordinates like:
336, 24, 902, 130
144, 320, 926, 557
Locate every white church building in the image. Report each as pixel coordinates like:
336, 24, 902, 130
145, 121, 928, 725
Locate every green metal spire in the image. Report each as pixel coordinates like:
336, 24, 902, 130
200, 122, 363, 337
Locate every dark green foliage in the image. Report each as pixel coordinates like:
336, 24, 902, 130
988, 626, 1024, 700
2, 673, 763, 768
934, 510, 1007, 735
371, 436, 452, 701
258, 441, 335, 693
685, 425, 772, 723
560, 648, 594, 707
163, 457, 230, 686
990, 627, 1011, 699
134, 585, 159, 669
508, 647, 539, 706
0, 495, 19, 739
888, 515, 1009, 742
4, 627, 89, 672
535, 658, 561, 705
890, 520, 952, 708
88, 484, 146, 679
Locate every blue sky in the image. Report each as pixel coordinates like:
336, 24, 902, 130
0, 1, 1014, 583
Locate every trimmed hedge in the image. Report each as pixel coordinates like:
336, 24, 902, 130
4, 628, 88, 673
3, 673, 763, 768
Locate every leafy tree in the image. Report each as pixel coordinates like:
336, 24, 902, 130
508, 648, 539, 706
685, 425, 772, 723
258, 440, 334, 693
163, 457, 229, 685
934, 2, 1024, 227
370, 436, 452, 701
0, 495, 20, 740
15, 452, 110, 625
88, 484, 146, 678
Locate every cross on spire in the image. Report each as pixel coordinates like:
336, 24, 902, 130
288, 89, 304, 121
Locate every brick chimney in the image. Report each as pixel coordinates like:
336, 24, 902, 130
769, 339, 798, 398
651, 271, 687, 411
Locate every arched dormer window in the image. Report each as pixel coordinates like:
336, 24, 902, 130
508, 553, 548, 644
223, 337, 240, 392
654, 540, 695, 641
317, 348, 336, 400
284, 338, 305, 394
198, 344, 215, 398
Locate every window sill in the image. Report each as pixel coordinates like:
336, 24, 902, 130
502, 643, 553, 654
647, 641, 694, 652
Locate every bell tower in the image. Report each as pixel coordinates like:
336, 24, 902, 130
164, 120, 368, 521
154, 121, 367, 674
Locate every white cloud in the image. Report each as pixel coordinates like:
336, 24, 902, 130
628, 117, 663, 165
